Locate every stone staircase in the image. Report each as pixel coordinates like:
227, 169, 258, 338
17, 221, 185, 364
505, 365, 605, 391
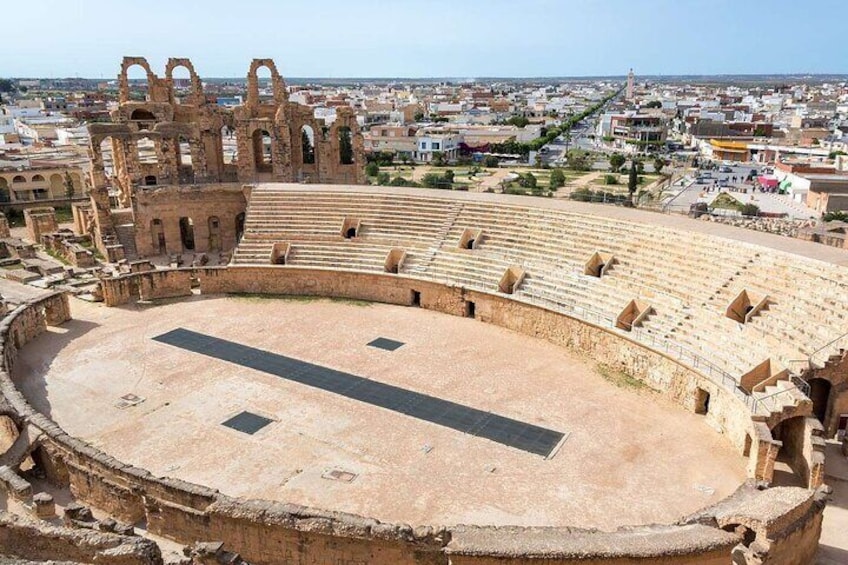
114, 223, 138, 260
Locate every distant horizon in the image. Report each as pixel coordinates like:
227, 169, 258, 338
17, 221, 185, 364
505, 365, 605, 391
3, 0, 847, 78
8, 72, 848, 82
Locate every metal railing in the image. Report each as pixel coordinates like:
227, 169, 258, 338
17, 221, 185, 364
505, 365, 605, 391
809, 331, 848, 369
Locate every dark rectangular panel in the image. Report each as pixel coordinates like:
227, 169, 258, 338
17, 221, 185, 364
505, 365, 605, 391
153, 328, 564, 457
222, 411, 273, 435
367, 337, 405, 351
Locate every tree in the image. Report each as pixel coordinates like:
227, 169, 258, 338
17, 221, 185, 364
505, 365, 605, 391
518, 172, 537, 189
301, 129, 315, 164
549, 168, 566, 189
431, 151, 446, 167
443, 169, 455, 184
644, 100, 662, 109
635, 160, 645, 175
740, 203, 760, 217
483, 155, 500, 168
413, 111, 425, 122
376, 172, 390, 185
628, 161, 638, 197
365, 162, 380, 177
64, 172, 76, 204
653, 158, 665, 175
338, 127, 354, 165
609, 153, 626, 171
506, 115, 530, 128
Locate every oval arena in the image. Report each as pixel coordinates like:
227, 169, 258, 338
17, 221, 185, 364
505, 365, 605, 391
1, 184, 842, 564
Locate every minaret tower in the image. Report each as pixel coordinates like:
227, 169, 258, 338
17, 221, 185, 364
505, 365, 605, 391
626, 68, 635, 100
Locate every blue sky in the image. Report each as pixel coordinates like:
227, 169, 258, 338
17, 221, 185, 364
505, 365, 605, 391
2, 0, 845, 78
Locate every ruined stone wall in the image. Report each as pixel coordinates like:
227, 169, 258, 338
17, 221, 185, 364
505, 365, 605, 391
23, 207, 58, 244
0, 512, 163, 565
132, 183, 247, 257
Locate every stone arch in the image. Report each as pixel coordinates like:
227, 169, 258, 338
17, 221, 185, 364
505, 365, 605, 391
130, 108, 157, 121
808, 378, 832, 424
12, 175, 26, 183
208, 215, 221, 251
235, 212, 245, 242
246, 58, 288, 107
31, 174, 45, 182
221, 124, 236, 165
49, 173, 63, 193
137, 136, 160, 165
150, 218, 166, 254
0, 177, 8, 199
301, 125, 316, 165
164, 58, 204, 102
119, 57, 156, 103
252, 129, 273, 173
338, 126, 354, 165
69, 172, 83, 191
179, 216, 196, 251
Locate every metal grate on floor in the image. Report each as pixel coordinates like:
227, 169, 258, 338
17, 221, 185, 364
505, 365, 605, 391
222, 411, 274, 435
367, 337, 405, 351
154, 328, 565, 457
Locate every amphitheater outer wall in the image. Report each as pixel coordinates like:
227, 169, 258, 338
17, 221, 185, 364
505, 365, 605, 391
0, 273, 827, 564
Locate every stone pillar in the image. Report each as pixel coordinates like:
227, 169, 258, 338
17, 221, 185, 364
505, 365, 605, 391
33, 492, 55, 519
0, 213, 10, 238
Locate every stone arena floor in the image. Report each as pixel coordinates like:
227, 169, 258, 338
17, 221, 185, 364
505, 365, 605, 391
12, 295, 747, 530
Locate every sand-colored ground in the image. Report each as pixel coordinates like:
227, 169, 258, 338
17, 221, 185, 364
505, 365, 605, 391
13, 295, 746, 529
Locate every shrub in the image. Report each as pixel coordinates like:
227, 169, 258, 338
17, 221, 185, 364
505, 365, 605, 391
740, 203, 760, 217
365, 162, 380, 177
603, 174, 618, 185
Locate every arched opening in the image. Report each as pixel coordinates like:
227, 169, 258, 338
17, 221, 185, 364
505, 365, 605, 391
235, 213, 245, 242
0, 177, 9, 202
144, 175, 157, 186
338, 126, 354, 165
465, 238, 475, 250
344, 227, 357, 239
130, 108, 157, 121
150, 219, 165, 254
49, 173, 63, 193
208, 216, 221, 252
694, 388, 710, 415
137, 137, 159, 165
31, 174, 45, 182
255, 65, 272, 98
125, 64, 150, 99
177, 135, 194, 184
770, 416, 808, 487
169, 65, 192, 100
301, 125, 315, 164
178, 135, 192, 167
809, 378, 832, 423
252, 129, 272, 173
99, 137, 115, 179
179, 217, 196, 251
221, 125, 236, 165
12, 175, 26, 184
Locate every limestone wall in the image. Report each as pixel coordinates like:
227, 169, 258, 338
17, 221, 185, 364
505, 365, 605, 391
0, 280, 828, 564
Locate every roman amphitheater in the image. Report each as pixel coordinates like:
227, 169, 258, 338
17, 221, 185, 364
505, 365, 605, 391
0, 58, 845, 565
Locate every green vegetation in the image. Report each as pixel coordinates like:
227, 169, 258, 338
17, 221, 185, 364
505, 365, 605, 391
627, 161, 638, 197
483, 155, 500, 168
829, 150, 847, 160
823, 210, 848, 222
711, 192, 744, 210
740, 203, 760, 217
230, 294, 372, 306
506, 115, 530, 128
603, 174, 619, 185
365, 162, 380, 177
609, 153, 626, 171
570, 188, 629, 204
596, 363, 653, 392
490, 88, 622, 156
549, 168, 566, 189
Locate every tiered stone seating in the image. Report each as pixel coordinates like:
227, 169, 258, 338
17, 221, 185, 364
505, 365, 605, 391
232, 187, 848, 413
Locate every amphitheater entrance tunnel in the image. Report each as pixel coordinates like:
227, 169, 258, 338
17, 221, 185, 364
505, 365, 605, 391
809, 378, 831, 424
179, 217, 195, 251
